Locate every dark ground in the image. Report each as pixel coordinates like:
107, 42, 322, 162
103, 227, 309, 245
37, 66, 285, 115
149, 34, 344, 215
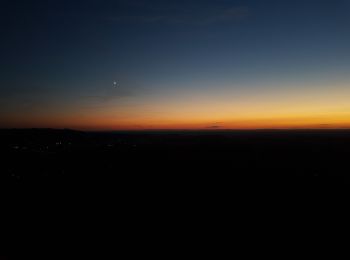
1, 129, 349, 250
1, 128, 349, 187
1, 128, 349, 207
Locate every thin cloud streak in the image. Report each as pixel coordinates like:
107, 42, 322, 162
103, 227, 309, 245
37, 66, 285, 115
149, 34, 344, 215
108, 6, 250, 25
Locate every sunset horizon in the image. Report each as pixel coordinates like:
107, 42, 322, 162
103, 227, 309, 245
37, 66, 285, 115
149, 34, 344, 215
2, 0, 350, 130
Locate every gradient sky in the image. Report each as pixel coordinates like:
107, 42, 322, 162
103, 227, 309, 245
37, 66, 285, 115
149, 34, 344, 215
1, 0, 350, 130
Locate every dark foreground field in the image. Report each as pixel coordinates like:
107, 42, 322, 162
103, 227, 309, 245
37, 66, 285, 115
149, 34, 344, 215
1, 129, 349, 248
1, 129, 349, 186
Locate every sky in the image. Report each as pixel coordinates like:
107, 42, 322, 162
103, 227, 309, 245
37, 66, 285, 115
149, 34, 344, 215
1, 0, 350, 130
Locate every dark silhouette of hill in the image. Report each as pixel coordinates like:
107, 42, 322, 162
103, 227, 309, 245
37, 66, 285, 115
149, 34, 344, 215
1, 128, 348, 250
1, 128, 350, 186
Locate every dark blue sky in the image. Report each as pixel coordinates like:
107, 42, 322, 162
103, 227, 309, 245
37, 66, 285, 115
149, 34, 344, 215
1, 0, 350, 129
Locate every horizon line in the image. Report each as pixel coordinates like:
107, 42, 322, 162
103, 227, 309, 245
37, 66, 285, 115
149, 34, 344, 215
2, 127, 350, 132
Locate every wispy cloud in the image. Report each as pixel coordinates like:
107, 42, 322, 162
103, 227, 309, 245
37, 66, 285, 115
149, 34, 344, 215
78, 79, 146, 109
108, 6, 250, 25
79, 89, 135, 109
206, 122, 223, 129
83, 88, 134, 102
206, 125, 221, 129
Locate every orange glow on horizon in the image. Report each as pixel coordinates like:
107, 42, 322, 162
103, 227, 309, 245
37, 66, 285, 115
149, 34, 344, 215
1, 81, 350, 131
3, 112, 350, 131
